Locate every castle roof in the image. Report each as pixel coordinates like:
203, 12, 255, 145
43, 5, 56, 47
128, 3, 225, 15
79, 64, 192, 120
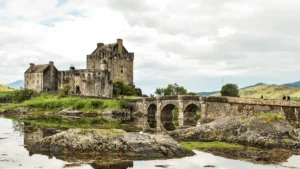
25, 64, 49, 73
91, 43, 117, 55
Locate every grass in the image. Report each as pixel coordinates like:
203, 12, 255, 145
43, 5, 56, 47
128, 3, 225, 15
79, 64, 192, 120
0, 84, 14, 92
181, 141, 245, 150
212, 84, 300, 100
0, 91, 14, 97
255, 113, 286, 124
0, 93, 121, 111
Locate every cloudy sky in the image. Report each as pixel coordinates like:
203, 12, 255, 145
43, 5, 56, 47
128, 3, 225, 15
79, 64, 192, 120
1, 0, 300, 94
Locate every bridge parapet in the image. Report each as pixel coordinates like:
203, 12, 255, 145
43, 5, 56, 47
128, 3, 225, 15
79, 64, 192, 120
205, 96, 300, 108
178, 95, 200, 101
157, 96, 179, 101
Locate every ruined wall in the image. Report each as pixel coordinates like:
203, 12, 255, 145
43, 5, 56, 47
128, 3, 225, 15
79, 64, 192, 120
202, 96, 300, 128
25, 73, 43, 92
58, 69, 113, 97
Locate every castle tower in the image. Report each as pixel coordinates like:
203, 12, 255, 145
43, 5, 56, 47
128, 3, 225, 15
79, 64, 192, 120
86, 39, 134, 85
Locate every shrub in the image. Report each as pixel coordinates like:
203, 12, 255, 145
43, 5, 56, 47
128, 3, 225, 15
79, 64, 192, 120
12, 88, 38, 103
59, 84, 71, 97
120, 99, 134, 111
90, 100, 104, 109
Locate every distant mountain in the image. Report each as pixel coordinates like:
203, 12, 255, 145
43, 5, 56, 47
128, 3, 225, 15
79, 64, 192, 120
6, 80, 24, 89
282, 81, 300, 88
197, 83, 265, 96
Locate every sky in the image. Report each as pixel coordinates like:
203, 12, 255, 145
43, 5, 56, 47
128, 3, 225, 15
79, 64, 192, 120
1, 0, 300, 94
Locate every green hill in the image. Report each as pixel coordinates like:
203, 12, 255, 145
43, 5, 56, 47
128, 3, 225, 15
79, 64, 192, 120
0, 84, 14, 92
212, 84, 300, 100
239, 84, 300, 99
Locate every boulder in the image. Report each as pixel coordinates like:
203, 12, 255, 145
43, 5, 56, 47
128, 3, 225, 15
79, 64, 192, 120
170, 116, 300, 150
30, 129, 194, 160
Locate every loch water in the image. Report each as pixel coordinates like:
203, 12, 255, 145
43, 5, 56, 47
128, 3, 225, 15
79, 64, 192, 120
0, 117, 300, 169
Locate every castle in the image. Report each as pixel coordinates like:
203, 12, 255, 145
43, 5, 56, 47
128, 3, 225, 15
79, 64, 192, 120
24, 39, 134, 97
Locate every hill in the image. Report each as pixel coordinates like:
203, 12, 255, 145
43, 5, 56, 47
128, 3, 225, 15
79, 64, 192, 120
211, 84, 300, 100
6, 80, 24, 89
239, 84, 300, 99
0, 84, 14, 92
197, 83, 265, 96
282, 81, 300, 88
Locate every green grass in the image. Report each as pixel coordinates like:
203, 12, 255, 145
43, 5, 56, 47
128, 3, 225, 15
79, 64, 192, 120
0, 84, 14, 92
0, 93, 121, 111
212, 84, 300, 100
0, 91, 14, 97
255, 113, 286, 124
181, 141, 245, 150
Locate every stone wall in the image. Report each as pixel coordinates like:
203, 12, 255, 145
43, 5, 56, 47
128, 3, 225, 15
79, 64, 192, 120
202, 96, 300, 128
25, 73, 43, 92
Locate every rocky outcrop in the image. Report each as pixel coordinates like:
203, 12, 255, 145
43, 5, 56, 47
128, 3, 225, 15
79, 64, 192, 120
0, 107, 34, 117
30, 129, 194, 160
170, 116, 300, 150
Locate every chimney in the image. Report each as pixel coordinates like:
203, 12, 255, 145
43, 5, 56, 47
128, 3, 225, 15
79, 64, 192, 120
70, 64, 75, 71
117, 39, 123, 53
30, 63, 35, 72
49, 61, 54, 66
97, 43, 104, 48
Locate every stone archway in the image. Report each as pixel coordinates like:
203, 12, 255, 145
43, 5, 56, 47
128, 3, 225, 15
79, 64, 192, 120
75, 85, 81, 94
184, 104, 200, 126
161, 104, 178, 131
147, 104, 157, 128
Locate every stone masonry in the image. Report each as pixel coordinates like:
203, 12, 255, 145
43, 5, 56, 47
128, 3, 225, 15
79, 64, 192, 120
25, 39, 134, 97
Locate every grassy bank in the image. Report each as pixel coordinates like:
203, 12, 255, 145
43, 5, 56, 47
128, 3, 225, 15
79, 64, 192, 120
181, 141, 245, 150
0, 94, 121, 111
16, 114, 122, 129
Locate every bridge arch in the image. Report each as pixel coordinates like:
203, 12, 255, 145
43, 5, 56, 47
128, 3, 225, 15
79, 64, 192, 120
160, 104, 179, 131
147, 104, 157, 128
183, 103, 200, 126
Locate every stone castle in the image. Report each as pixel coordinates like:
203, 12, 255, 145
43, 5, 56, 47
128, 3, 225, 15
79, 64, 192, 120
24, 39, 134, 97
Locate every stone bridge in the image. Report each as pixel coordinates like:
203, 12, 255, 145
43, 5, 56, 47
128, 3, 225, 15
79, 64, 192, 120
127, 96, 300, 132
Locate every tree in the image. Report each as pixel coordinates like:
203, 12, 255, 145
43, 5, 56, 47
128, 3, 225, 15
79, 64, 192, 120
220, 84, 239, 97
155, 83, 189, 96
113, 79, 142, 97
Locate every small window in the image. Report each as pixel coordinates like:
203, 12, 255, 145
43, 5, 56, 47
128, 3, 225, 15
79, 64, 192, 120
37, 80, 39, 84
121, 66, 124, 74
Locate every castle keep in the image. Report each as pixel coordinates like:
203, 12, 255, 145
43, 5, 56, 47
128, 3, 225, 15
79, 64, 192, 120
25, 39, 134, 97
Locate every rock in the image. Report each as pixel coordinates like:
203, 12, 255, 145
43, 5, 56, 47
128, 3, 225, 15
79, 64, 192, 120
0, 107, 33, 117
30, 129, 194, 160
100, 109, 132, 121
170, 116, 300, 150
56, 108, 84, 117
91, 160, 133, 169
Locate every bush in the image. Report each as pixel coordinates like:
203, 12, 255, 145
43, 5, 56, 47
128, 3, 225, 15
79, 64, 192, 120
113, 79, 142, 97
120, 99, 134, 111
90, 100, 104, 109
221, 84, 239, 97
12, 88, 38, 103
59, 84, 71, 97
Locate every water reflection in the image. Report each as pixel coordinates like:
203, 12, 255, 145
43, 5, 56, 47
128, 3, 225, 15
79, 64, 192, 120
1, 117, 300, 169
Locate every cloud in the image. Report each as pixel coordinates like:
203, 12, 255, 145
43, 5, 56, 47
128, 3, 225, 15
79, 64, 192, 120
1, 0, 300, 94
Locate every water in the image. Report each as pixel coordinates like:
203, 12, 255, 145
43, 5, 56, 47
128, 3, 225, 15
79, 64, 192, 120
1, 117, 300, 169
